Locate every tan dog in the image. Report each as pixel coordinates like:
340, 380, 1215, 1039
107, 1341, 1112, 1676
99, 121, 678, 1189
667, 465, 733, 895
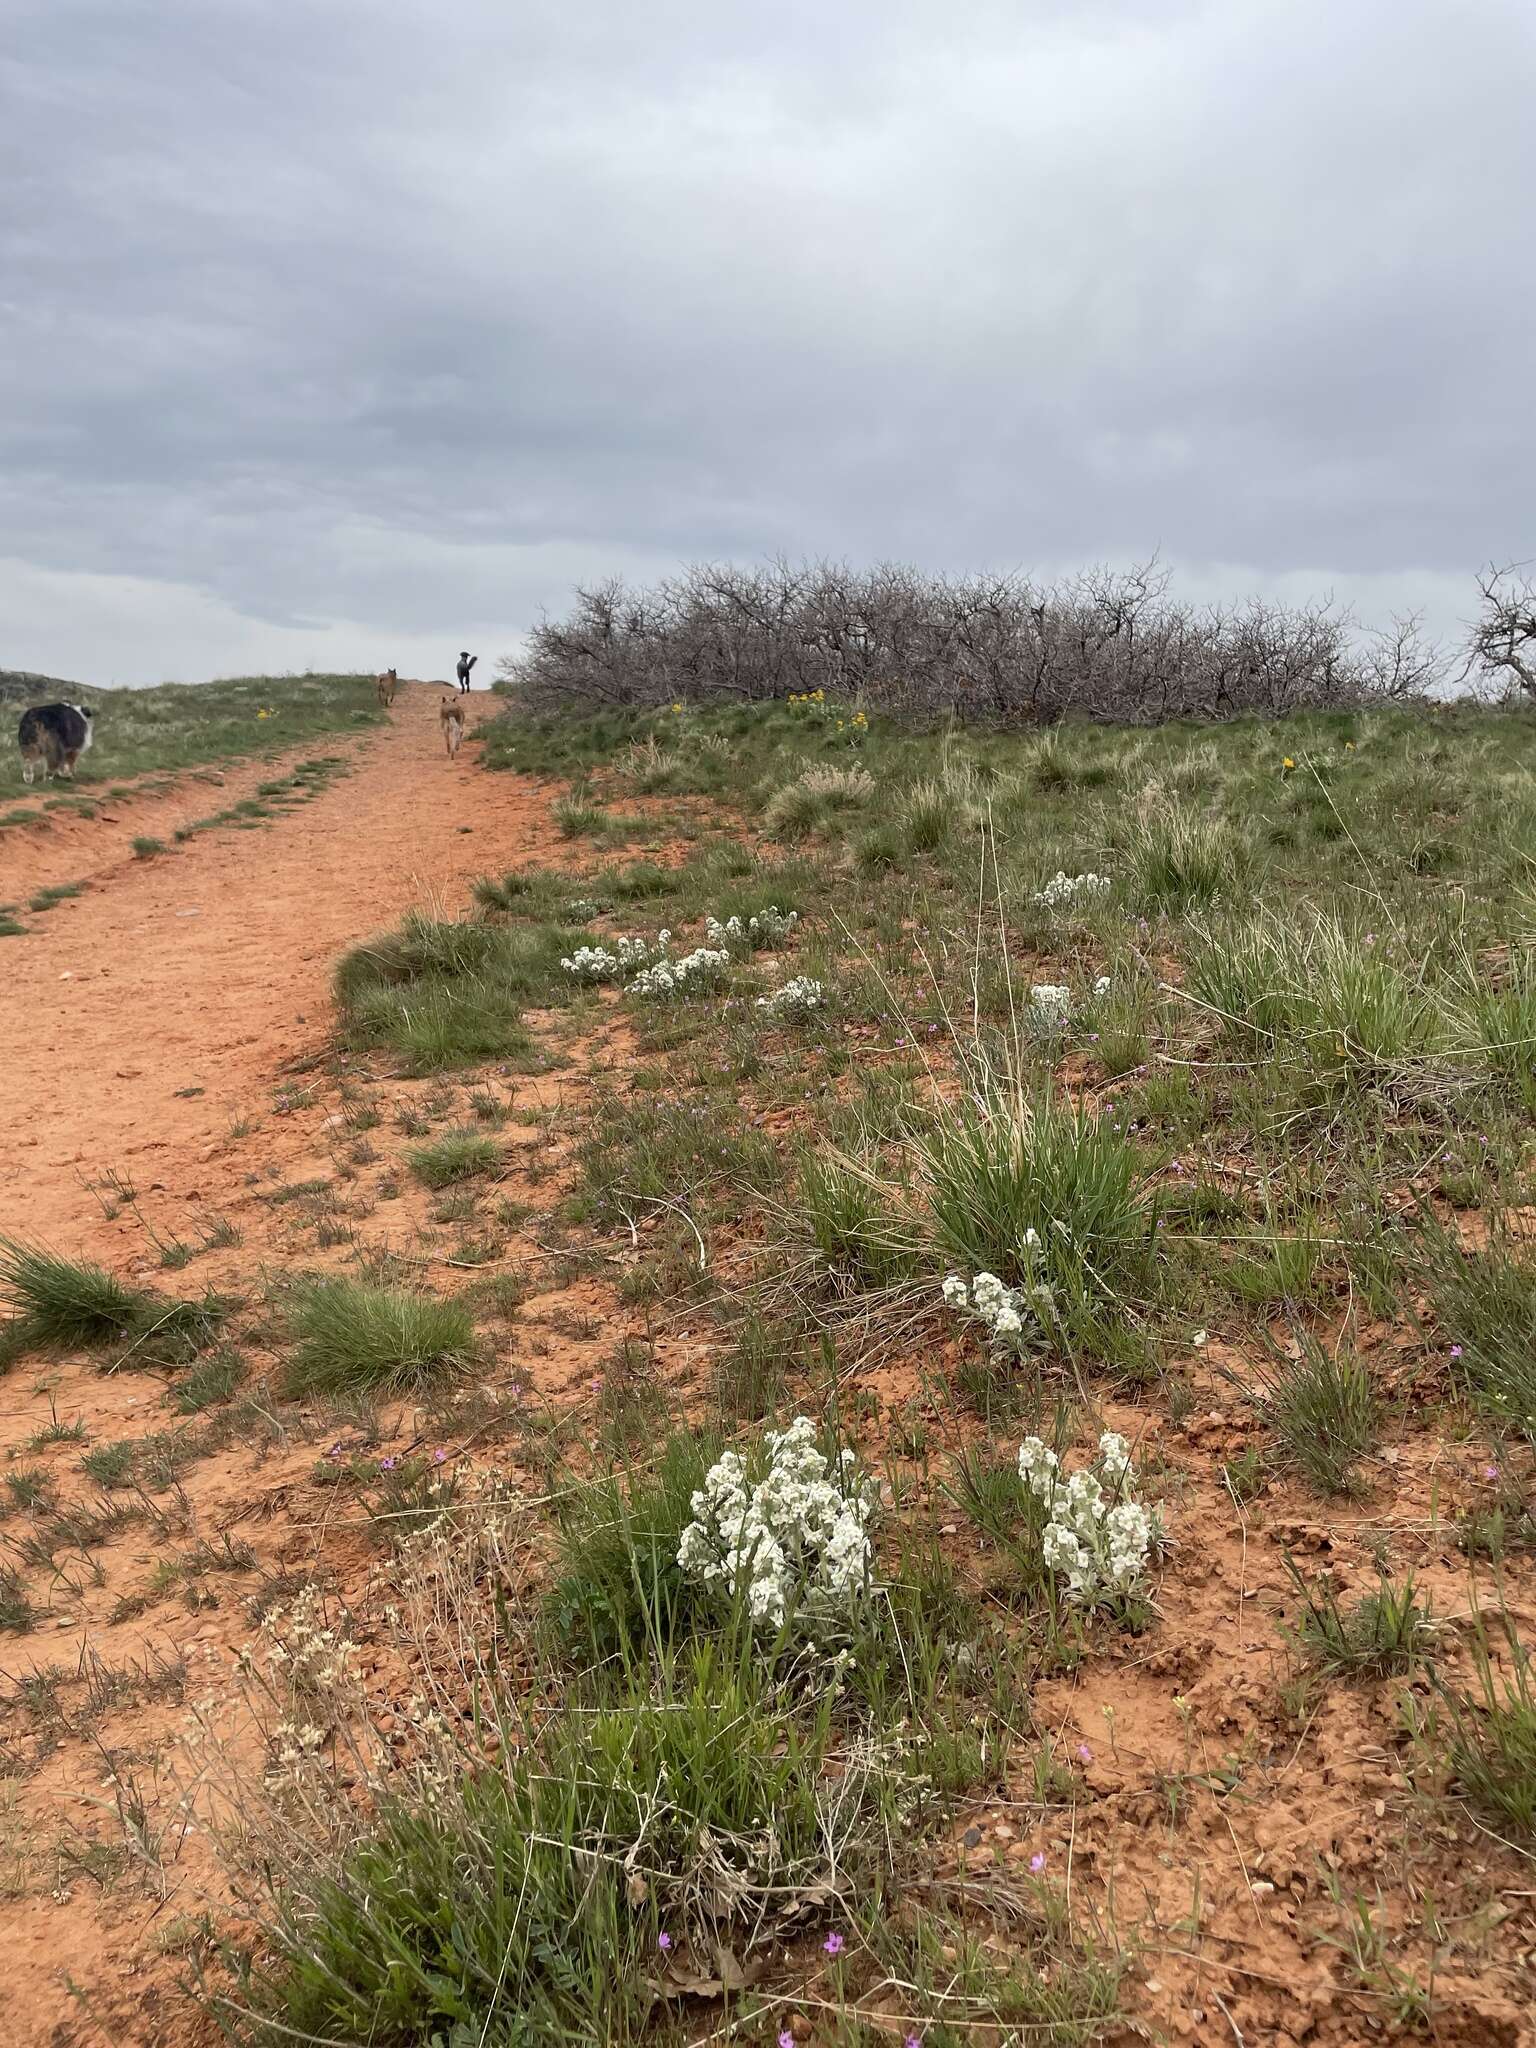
375, 667, 397, 706
441, 695, 466, 758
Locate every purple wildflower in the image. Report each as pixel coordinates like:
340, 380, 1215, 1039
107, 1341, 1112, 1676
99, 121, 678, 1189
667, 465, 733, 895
1029, 1851, 1046, 1874
823, 1931, 845, 1956
657, 1931, 672, 1952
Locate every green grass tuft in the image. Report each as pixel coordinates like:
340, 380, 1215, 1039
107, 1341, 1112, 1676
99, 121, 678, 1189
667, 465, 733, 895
405, 1129, 501, 1188
922, 1082, 1157, 1345
1235, 1332, 1378, 1495
0, 1239, 155, 1349
281, 1279, 475, 1398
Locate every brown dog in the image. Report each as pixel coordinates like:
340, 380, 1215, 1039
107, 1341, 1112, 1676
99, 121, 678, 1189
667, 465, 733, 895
375, 667, 397, 706
441, 696, 466, 758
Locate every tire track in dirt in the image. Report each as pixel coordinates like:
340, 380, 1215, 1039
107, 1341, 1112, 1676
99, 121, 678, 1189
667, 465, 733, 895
0, 686, 564, 1249
0, 735, 364, 904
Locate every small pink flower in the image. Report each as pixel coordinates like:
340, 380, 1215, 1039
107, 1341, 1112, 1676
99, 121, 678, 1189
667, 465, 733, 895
779, 2033, 795, 2048
1029, 1851, 1046, 1874
1077, 1743, 1092, 1763
432, 1448, 448, 1464
1449, 1344, 1464, 1360
1484, 1463, 1501, 1481
823, 1931, 845, 1956
657, 1931, 672, 1952
906, 2037, 923, 2048
379, 1456, 398, 1471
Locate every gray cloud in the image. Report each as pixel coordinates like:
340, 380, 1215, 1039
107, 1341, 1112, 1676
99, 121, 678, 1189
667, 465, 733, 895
3, 0, 1532, 683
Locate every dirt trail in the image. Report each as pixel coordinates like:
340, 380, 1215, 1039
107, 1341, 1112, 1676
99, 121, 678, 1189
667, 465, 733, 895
0, 687, 559, 1249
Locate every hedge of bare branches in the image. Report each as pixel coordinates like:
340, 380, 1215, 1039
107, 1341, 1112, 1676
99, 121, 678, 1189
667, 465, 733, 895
497, 559, 1440, 726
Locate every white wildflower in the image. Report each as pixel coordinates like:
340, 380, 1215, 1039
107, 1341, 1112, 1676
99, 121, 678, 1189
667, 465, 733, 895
1093, 975, 1112, 997
560, 933, 655, 983
942, 1259, 1054, 1358
677, 1416, 878, 1644
561, 945, 621, 983
705, 906, 799, 952
629, 946, 731, 1001
1029, 983, 1072, 1024
1016, 1431, 1164, 1612
1033, 871, 1111, 911
756, 975, 825, 1020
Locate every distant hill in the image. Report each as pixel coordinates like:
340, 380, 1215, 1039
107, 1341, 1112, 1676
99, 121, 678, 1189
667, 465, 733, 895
0, 668, 82, 707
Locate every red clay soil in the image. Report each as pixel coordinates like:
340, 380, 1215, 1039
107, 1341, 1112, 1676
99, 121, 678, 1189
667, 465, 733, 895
0, 686, 583, 2044
0, 686, 559, 1256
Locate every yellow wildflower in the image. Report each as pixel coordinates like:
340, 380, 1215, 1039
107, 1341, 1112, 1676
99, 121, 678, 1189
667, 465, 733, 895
671, 702, 682, 713
1282, 756, 1295, 770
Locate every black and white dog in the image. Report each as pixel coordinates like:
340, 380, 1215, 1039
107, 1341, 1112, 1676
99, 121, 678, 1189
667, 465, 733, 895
18, 702, 94, 785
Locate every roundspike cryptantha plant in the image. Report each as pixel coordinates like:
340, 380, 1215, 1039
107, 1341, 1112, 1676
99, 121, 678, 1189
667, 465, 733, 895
942, 1252, 1056, 1358
628, 946, 731, 1001
1033, 870, 1111, 912
755, 975, 825, 1021
1016, 1431, 1164, 1615
560, 933, 663, 984
677, 1416, 878, 1642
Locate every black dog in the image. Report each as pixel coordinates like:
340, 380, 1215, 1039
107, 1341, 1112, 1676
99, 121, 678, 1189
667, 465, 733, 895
18, 702, 94, 785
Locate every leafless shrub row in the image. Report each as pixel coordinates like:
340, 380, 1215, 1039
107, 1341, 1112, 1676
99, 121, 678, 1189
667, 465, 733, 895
498, 557, 1445, 726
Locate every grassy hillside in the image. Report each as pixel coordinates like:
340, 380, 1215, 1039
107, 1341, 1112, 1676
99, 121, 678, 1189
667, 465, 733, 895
0, 667, 78, 706
2, 671, 380, 787
272, 697, 1536, 2032
6, 691, 1536, 2040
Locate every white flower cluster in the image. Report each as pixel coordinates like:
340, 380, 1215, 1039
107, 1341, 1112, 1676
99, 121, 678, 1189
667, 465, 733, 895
705, 906, 800, 951
756, 975, 825, 1020
1033, 870, 1111, 910
560, 933, 661, 983
1029, 983, 1073, 1024
561, 944, 620, 983
1017, 1431, 1163, 1610
942, 1257, 1053, 1355
629, 945, 731, 1001
677, 1416, 878, 1638
1092, 974, 1112, 997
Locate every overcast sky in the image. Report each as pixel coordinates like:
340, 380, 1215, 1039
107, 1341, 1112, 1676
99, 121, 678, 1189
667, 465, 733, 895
4, 0, 1532, 687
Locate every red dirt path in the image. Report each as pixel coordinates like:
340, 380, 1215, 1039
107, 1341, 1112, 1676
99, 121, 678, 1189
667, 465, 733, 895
0, 686, 559, 1256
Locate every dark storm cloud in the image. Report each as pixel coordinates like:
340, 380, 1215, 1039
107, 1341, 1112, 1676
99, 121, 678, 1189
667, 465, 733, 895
2, 0, 1533, 680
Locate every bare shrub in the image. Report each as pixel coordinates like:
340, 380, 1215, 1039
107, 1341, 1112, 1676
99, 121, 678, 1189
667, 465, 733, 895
499, 557, 1440, 727
1467, 563, 1536, 700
